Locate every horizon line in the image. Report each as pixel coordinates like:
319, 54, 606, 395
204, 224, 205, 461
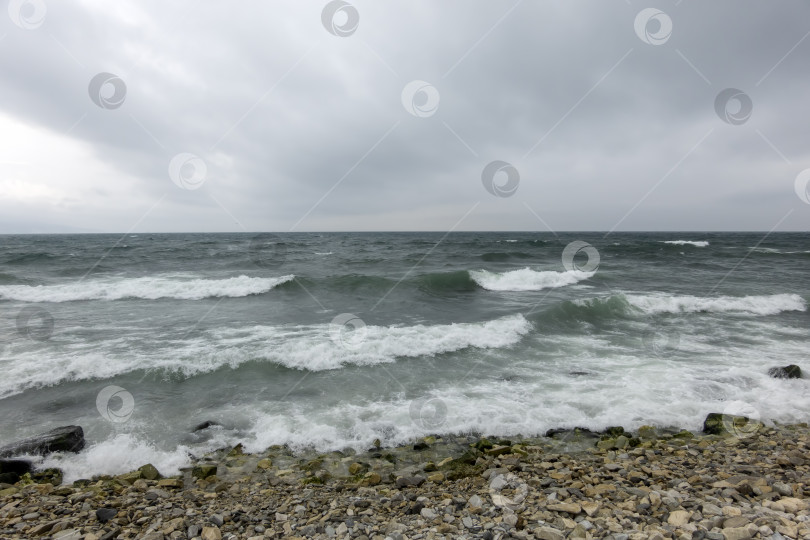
1, 230, 809, 235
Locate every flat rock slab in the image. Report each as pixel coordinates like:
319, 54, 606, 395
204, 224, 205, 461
0, 426, 84, 457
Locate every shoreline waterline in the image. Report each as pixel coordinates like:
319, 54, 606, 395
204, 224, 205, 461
1, 419, 808, 539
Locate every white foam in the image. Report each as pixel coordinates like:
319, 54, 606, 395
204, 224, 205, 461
0, 274, 294, 302
266, 313, 533, 371
19, 325, 810, 481
0, 314, 532, 398
470, 268, 594, 291
625, 293, 806, 316
662, 240, 709, 247
36, 434, 193, 484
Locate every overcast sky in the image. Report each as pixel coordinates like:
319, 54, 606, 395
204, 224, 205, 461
1, 0, 809, 233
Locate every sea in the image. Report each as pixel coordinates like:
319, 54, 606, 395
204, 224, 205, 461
0, 231, 808, 482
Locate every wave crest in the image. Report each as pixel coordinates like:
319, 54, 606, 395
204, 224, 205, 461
274, 313, 533, 371
0, 314, 533, 398
470, 268, 594, 291
0, 274, 295, 302
625, 293, 805, 315
662, 240, 709, 247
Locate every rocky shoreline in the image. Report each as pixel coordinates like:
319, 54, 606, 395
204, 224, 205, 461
0, 414, 809, 540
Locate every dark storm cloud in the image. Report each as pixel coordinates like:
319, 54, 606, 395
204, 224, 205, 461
0, 0, 808, 232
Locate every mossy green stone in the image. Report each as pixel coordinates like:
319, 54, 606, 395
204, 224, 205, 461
703, 413, 727, 435
473, 438, 493, 451
638, 426, 657, 440
227, 443, 244, 457
116, 471, 142, 485
301, 476, 323, 485
361, 472, 381, 486
596, 439, 615, 450
192, 465, 217, 480
138, 464, 161, 480
301, 458, 322, 472
485, 445, 512, 456
32, 468, 63, 486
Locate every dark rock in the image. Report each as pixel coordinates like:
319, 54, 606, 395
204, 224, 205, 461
734, 483, 753, 497
473, 438, 493, 451
602, 426, 625, 439
702, 413, 762, 436
395, 475, 425, 488
0, 459, 32, 475
412, 441, 429, 451
406, 501, 425, 515
192, 420, 221, 432
703, 413, 726, 435
0, 426, 84, 457
0, 473, 20, 484
768, 365, 802, 379
545, 427, 595, 438
96, 508, 118, 523
455, 450, 479, 465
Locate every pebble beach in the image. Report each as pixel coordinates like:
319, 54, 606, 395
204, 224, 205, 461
1, 420, 808, 540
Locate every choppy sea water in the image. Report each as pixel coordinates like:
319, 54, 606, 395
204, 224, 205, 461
0, 232, 808, 481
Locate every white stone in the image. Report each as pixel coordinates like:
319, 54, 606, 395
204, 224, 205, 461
420, 507, 437, 520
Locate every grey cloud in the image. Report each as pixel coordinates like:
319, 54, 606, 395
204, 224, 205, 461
0, 0, 809, 233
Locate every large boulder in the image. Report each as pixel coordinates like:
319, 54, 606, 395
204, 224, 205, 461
768, 365, 802, 379
0, 426, 85, 457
